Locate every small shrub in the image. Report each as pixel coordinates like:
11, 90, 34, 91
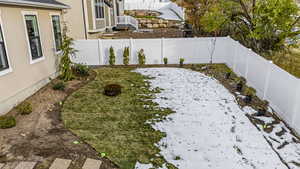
138, 49, 146, 65
52, 81, 66, 91
0, 116, 16, 129
179, 58, 185, 67
103, 84, 122, 96
16, 101, 32, 115
244, 87, 256, 103
123, 47, 130, 65
225, 70, 232, 79
109, 46, 116, 66
72, 64, 90, 76
163, 57, 168, 65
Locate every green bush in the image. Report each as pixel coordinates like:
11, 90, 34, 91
109, 46, 116, 66
179, 58, 185, 67
123, 47, 130, 65
138, 49, 146, 65
52, 81, 66, 91
0, 116, 16, 129
72, 64, 90, 76
244, 87, 256, 96
163, 57, 168, 65
16, 101, 32, 115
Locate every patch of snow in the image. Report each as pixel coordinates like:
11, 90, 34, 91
134, 68, 300, 169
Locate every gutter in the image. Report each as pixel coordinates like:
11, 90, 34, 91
0, 0, 70, 9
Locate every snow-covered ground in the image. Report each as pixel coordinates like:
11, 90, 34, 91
134, 68, 300, 169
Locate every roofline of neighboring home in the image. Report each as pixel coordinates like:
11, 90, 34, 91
0, 0, 70, 9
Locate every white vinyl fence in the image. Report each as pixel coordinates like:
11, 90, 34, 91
72, 37, 300, 134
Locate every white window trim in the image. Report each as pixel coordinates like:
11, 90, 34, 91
22, 11, 45, 65
49, 12, 62, 54
92, 0, 106, 29
0, 10, 13, 77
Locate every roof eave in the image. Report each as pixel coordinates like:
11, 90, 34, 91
0, 0, 70, 9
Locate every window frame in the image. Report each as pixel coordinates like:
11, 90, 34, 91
94, 0, 105, 20
22, 11, 44, 65
0, 11, 12, 77
49, 13, 62, 53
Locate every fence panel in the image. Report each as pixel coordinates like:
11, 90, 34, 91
234, 44, 249, 77
245, 52, 271, 98
72, 40, 99, 65
132, 39, 162, 64
163, 38, 204, 64
264, 64, 299, 125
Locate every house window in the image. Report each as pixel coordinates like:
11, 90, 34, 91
0, 25, 9, 72
95, 0, 104, 19
51, 15, 62, 52
24, 15, 43, 60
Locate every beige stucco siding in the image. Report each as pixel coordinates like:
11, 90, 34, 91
105, 6, 110, 27
57, 0, 86, 39
86, 0, 94, 31
0, 5, 62, 114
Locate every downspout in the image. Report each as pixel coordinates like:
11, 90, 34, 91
81, 0, 88, 39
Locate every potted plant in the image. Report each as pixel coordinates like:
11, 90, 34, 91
109, 46, 116, 66
123, 47, 129, 66
235, 77, 246, 92
163, 57, 168, 65
138, 49, 146, 65
179, 58, 185, 67
243, 87, 256, 104
257, 100, 269, 116
225, 70, 232, 79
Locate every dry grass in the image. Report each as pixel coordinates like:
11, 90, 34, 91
269, 47, 300, 78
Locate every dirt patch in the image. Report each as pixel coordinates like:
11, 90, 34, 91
0, 71, 118, 169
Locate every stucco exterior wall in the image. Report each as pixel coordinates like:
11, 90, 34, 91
0, 5, 62, 115
57, 0, 87, 39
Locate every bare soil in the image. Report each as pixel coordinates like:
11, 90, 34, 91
0, 72, 118, 169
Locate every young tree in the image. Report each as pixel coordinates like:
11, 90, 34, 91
59, 25, 76, 81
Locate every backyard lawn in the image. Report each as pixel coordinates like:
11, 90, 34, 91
62, 65, 300, 169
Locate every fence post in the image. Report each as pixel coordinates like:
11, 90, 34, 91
129, 38, 134, 64
161, 37, 164, 64
98, 39, 104, 65
263, 61, 273, 100
233, 40, 238, 72
245, 49, 251, 79
292, 80, 300, 127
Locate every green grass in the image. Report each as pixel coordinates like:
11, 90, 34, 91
62, 68, 176, 169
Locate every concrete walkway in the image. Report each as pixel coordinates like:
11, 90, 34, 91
0, 158, 102, 169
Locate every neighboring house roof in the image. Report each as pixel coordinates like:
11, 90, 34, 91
0, 0, 69, 9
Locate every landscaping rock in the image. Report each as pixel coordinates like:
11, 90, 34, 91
49, 158, 71, 169
82, 158, 102, 169
153, 24, 159, 28
15, 162, 36, 169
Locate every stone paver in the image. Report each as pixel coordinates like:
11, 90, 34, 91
49, 158, 71, 169
0, 163, 4, 169
15, 162, 36, 169
82, 158, 102, 169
